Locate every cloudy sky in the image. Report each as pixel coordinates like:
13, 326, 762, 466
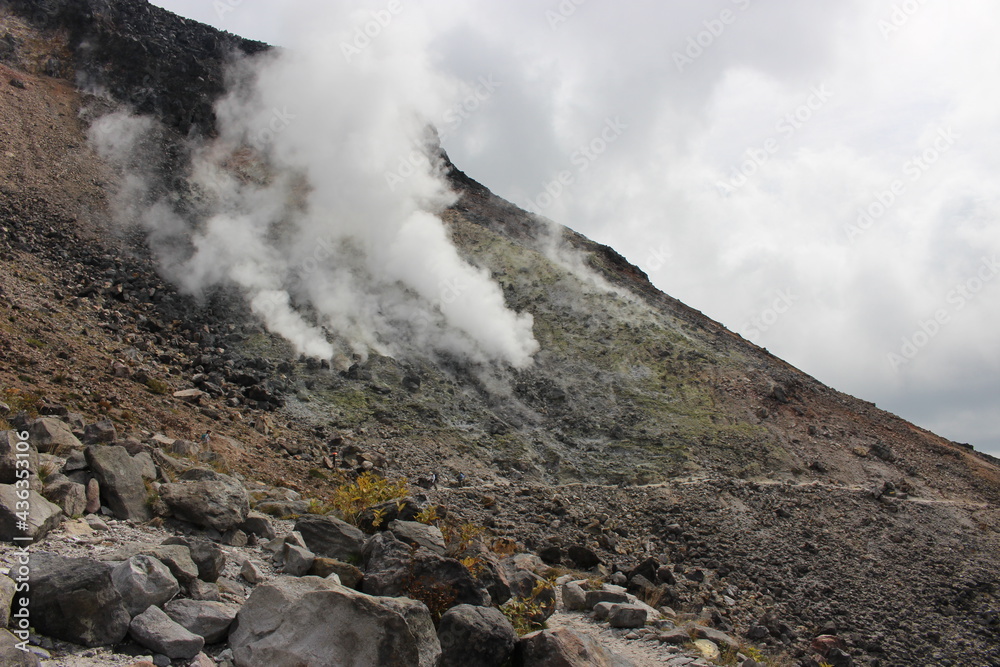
149, 0, 1000, 457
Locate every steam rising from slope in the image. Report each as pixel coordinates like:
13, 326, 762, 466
90, 8, 538, 368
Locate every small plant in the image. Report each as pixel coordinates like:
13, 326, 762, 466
1, 387, 43, 417
308, 468, 328, 480
306, 498, 335, 515
329, 471, 408, 524
370, 506, 388, 529
145, 378, 170, 395
414, 505, 440, 525
442, 522, 485, 553
37, 462, 57, 484
460, 556, 487, 577
490, 537, 517, 557
501, 598, 548, 636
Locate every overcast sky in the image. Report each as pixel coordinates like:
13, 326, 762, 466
149, 0, 1000, 457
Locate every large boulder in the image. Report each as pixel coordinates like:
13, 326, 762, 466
0, 485, 62, 542
438, 604, 517, 667
85, 445, 152, 522
28, 553, 130, 647
229, 575, 440, 667
111, 555, 180, 616
159, 468, 249, 531
363, 532, 491, 607
129, 605, 205, 660
518, 628, 636, 666
164, 599, 239, 643
161, 536, 227, 582
294, 514, 367, 562
27, 418, 82, 454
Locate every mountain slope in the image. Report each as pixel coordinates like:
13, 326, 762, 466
0, 2, 998, 665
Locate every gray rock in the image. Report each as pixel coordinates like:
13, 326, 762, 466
240, 559, 265, 585
164, 599, 239, 643
85, 478, 101, 514
129, 605, 205, 660
561, 582, 587, 611
566, 545, 602, 569
161, 536, 226, 582
294, 514, 367, 562
593, 601, 615, 620
62, 449, 88, 472
0, 430, 38, 486
438, 604, 517, 667
28, 553, 130, 646
0, 628, 41, 667
307, 558, 363, 589
363, 532, 491, 606
254, 500, 310, 518
159, 468, 249, 531
607, 604, 647, 628
282, 544, 315, 576
692, 625, 739, 651
230, 576, 440, 667
189, 580, 222, 602
28, 418, 83, 454
0, 574, 15, 627
133, 451, 157, 480
585, 589, 629, 609
0, 485, 62, 542
240, 511, 276, 539
85, 445, 152, 522
143, 545, 199, 584
83, 419, 117, 445
42, 477, 87, 517
518, 628, 636, 666
388, 519, 447, 554
111, 555, 180, 616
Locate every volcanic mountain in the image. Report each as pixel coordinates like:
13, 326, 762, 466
0, 1, 997, 665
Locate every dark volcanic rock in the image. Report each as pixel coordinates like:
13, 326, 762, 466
28, 553, 130, 647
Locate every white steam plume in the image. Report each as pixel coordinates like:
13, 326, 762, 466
89, 6, 538, 368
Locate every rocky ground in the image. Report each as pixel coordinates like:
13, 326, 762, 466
0, 2, 998, 666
